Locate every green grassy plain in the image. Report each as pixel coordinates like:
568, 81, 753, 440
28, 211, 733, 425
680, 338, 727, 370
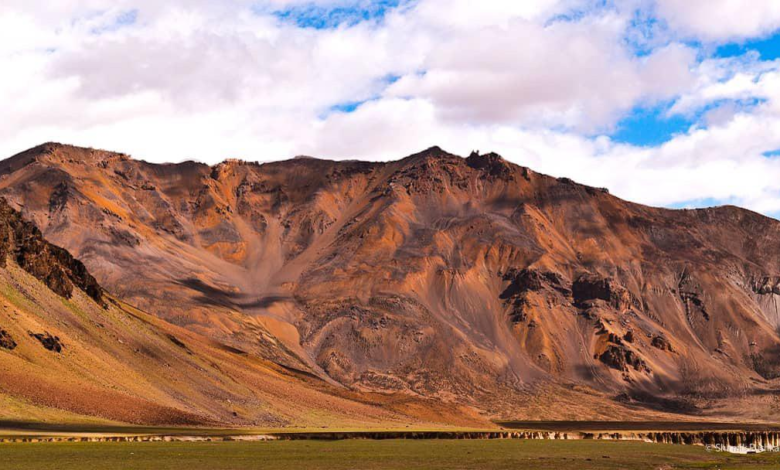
1, 439, 780, 470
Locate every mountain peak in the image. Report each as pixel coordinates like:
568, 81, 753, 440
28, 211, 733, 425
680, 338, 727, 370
402, 145, 457, 161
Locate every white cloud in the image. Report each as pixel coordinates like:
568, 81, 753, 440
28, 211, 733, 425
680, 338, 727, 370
386, 27, 695, 132
668, 55, 780, 117
409, 0, 566, 28
655, 0, 780, 42
1, 0, 780, 216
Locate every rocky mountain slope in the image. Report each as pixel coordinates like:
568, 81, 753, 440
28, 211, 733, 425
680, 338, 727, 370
0, 196, 481, 428
3, 142, 780, 422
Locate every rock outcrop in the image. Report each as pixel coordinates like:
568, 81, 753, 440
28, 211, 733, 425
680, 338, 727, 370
599, 344, 649, 373
0, 198, 103, 305
28, 332, 63, 353
0, 329, 16, 350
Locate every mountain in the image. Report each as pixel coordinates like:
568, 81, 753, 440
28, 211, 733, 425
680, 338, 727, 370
2, 142, 780, 423
0, 196, 483, 428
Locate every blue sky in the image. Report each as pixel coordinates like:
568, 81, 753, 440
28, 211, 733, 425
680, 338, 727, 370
270, 0, 404, 29
609, 104, 692, 147
716, 34, 780, 61
610, 34, 780, 148
4, 0, 780, 217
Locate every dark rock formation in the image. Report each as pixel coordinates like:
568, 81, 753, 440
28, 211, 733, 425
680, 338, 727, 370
599, 345, 649, 372
651, 335, 673, 352
573, 274, 632, 310
29, 332, 63, 353
166, 334, 187, 349
0, 329, 16, 350
466, 151, 514, 181
753, 276, 780, 295
0, 198, 104, 306
501, 268, 570, 298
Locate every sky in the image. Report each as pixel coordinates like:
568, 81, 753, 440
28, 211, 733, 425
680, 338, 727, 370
3, 1, 780, 217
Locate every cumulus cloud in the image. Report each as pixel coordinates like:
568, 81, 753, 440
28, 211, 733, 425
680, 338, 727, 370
654, 0, 780, 42
386, 21, 696, 132
2, 0, 780, 216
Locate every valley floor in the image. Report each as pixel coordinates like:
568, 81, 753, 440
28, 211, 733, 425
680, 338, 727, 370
1, 439, 779, 470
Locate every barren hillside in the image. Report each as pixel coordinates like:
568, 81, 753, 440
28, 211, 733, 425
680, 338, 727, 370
3, 143, 780, 422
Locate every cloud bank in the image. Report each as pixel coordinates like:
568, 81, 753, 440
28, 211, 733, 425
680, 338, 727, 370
2, 0, 780, 216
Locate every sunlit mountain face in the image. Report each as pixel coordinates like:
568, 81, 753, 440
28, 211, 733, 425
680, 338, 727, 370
3, 142, 780, 424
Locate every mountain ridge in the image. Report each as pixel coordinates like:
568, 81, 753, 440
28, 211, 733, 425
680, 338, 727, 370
10, 141, 776, 221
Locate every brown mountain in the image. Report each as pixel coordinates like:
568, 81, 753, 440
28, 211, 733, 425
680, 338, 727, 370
0, 197, 483, 428
2, 142, 780, 424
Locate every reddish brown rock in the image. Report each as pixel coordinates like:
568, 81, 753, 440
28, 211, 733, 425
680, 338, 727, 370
599, 345, 649, 373
651, 335, 673, 352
